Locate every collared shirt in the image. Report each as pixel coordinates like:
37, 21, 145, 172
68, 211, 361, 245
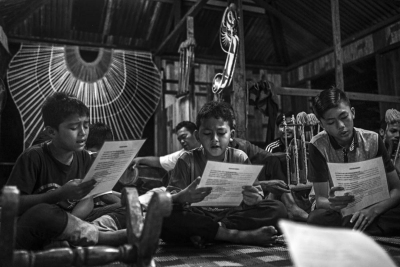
308, 127, 394, 187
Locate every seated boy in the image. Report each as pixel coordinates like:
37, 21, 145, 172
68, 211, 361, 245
383, 113, 400, 176
160, 101, 287, 247
132, 121, 201, 171
307, 87, 400, 235
6, 92, 127, 250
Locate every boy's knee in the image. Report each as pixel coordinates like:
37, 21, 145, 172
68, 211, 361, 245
22, 203, 67, 229
307, 209, 341, 227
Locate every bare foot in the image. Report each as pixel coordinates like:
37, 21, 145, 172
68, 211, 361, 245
190, 235, 206, 249
236, 226, 278, 246
216, 226, 278, 246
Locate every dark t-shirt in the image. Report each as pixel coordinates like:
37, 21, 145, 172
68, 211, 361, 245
167, 146, 249, 193
6, 142, 92, 196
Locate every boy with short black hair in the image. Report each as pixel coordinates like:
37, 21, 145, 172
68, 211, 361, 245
265, 111, 295, 153
307, 88, 400, 235
161, 101, 287, 247
6, 92, 126, 250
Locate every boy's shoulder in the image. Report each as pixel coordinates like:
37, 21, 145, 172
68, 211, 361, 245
226, 147, 249, 163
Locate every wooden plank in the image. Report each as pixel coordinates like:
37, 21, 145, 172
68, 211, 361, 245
330, 0, 344, 90
275, 87, 400, 103
155, 0, 208, 55
231, 0, 247, 139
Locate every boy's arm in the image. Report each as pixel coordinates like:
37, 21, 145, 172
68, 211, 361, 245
18, 179, 96, 215
167, 156, 211, 204
131, 156, 162, 169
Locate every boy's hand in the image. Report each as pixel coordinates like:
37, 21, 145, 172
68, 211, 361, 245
351, 206, 379, 232
242, 185, 263, 206
328, 187, 354, 211
179, 177, 212, 204
258, 180, 291, 195
59, 179, 96, 201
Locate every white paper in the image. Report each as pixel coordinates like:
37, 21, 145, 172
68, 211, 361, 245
328, 157, 390, 216
279, 220, 396, 267
82, 140, 145, 199
191, 161, 263, 207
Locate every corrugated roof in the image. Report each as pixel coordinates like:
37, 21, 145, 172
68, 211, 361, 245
1, 0, 400, 67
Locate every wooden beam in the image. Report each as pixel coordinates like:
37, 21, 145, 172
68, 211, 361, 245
330, 0, 344, 90
231, 0, 247, 139
155, 0, 208, 55
251, 0, 330, 45
275, 87, 400, 103
174, 0, 182, 27
267, 2, 289, 65
102, 0, 115, 43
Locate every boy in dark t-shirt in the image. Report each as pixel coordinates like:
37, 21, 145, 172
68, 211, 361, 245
307, 88, 400, 236
6, 92, 127, 250
161, 101, 287, 247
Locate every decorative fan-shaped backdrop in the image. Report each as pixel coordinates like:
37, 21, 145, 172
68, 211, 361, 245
7, 44, 162, 149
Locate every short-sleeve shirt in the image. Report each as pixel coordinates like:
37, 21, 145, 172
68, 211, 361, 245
308, 127, 394, 187
159, 149, 185, 171
6, 142, 93, 209
167, 147, 250, 193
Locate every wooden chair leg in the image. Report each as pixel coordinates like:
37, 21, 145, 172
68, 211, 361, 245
0, 186, 20, 267
122, 187, 172, 267
1, 186, 172, 267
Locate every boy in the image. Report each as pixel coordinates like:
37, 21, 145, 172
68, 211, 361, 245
161, 101, 287, 247
383, 112, 400, 176
265, 111, 295, 153
307, 88, 400, 235
132, 121, 200, 171
6, 92, 126, 250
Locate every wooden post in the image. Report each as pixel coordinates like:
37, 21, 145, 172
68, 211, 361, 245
231, 0, 247, 139
186, 16, 196, 123
330, 0, 344, 90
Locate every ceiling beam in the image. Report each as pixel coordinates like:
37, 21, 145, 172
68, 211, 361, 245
275, 87, 400, 103
155, 0, 208, 55
251, 0, 330, 45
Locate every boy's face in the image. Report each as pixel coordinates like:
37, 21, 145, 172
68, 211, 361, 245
49, 113, 90, 153
320, 101, 355, 147
176, 126, 200, 151
196, 117, 234, 161
386, 123, 400, 143
278, 117, 294, 141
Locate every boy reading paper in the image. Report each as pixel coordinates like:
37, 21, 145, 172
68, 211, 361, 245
307, 88, 400, 235
161, 101, 287, 247
6, 92, 127, 249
